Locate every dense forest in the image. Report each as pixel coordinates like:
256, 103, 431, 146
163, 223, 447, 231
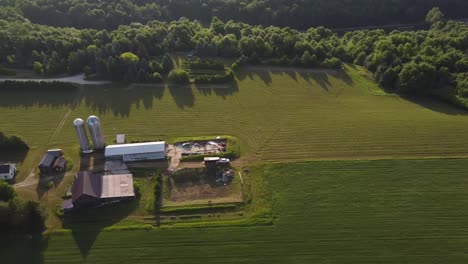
0, 0, 467, 29
0, 7, 467, 107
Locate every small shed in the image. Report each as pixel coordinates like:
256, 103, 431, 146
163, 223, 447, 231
116, 134, 126, 144
53, 157, 67, 172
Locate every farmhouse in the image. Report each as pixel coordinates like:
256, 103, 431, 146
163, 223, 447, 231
105, 141, 167, 162
0, 163, 16, 180
69, 171, 135, 209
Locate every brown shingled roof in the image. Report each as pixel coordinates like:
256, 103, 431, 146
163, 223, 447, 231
71, 171, 134, 202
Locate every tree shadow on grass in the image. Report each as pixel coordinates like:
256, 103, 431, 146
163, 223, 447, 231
401, 95, 468, 116
62, 199, 138, 258
0, 234, 49, 264
194, 81, 239, 99
167, 83, 195, 109
35, 171, 66, 199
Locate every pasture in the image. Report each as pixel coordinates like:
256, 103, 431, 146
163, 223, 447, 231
3, 158, 468, 263
2, 64, 468, 227
3, 64, 468, 178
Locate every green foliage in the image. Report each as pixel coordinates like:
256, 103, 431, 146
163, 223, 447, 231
153, 174, 162, 212
193, 70, 234, 84
152, 72, 163, 83
133, 181, 141, 198
33, 61, 44, 75
398, 62, 437, 94
183, 58, 225, 71
168, 69, 190, 84
0, 132, 29, 151
0, 181, 16, 202
161, 54, 174, 74
160, 203, 240, 214
0, 198, 45, 235
426, 7, 445, 26
120, 52, 140, 63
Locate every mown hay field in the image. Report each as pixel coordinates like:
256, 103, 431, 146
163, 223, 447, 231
2, 64, 468, 182
3, 158, 468, 263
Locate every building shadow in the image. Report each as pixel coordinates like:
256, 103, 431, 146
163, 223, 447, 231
62, 199, 138, 258
167, 83, 195, 109
0, 234, 49, 264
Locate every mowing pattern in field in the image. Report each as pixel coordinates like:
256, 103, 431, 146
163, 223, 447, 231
2, 65, 468, 179
2, 158, 468, 263
50, 65, 468, 162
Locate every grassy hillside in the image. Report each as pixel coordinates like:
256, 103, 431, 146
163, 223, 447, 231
3, 158, 468, 263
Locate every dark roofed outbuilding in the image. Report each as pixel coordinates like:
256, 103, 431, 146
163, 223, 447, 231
53, 157, 67, 172
38, 153, 56, 174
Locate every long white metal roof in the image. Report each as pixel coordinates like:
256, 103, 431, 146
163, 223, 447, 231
105, 141, 166, 157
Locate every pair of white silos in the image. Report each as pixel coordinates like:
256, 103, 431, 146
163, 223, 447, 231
73, 116, 105, 152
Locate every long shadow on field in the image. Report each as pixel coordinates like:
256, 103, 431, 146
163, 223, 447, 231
402, 95, 468, 115
194, 82, 239, 98
0, 85, 78, 109
0, 235, 49, 264
81, 84, 165, 117
63, 200, 138, 258
167, 83, 195, 109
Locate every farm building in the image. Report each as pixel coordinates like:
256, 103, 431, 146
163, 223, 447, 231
38, 149, 64, 174
68, 171, 135, 209
38, 153, 57, 174
0, 163, 16, 180
105, 141, 167, 162
53, 157, 67, 172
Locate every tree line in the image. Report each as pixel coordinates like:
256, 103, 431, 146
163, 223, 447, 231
0, 8, 467, 107
1, 0, 467, 30
0, 181, 46, 235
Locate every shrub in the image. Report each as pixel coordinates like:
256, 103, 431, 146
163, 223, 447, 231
153, 174, 162, 211
183, 57, 225, 71
120, 52, 140, 63
0, 181, 16, 202
0, 132, 29, 151
168, 69, 190, 84
133, 181, 141, 198
152, 72, 163, 83
193, 70, 234, 84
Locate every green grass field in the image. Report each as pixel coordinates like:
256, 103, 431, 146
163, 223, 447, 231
2, 64, 468, 262
3, 158, 468, 263
3, 64, 468, 180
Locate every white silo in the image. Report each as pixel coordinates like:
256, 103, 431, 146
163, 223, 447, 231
73, 118, 92, 153
87, 115, 106, 150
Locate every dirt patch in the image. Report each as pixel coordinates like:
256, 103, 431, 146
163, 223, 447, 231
165, 168, 241, 204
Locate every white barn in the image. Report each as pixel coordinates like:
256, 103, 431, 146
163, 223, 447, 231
105, 141, 167, 162
0, 163, 16, 180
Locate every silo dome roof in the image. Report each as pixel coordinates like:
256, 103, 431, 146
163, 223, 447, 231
73, 118, 85, 126
87, 115, 100, 125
